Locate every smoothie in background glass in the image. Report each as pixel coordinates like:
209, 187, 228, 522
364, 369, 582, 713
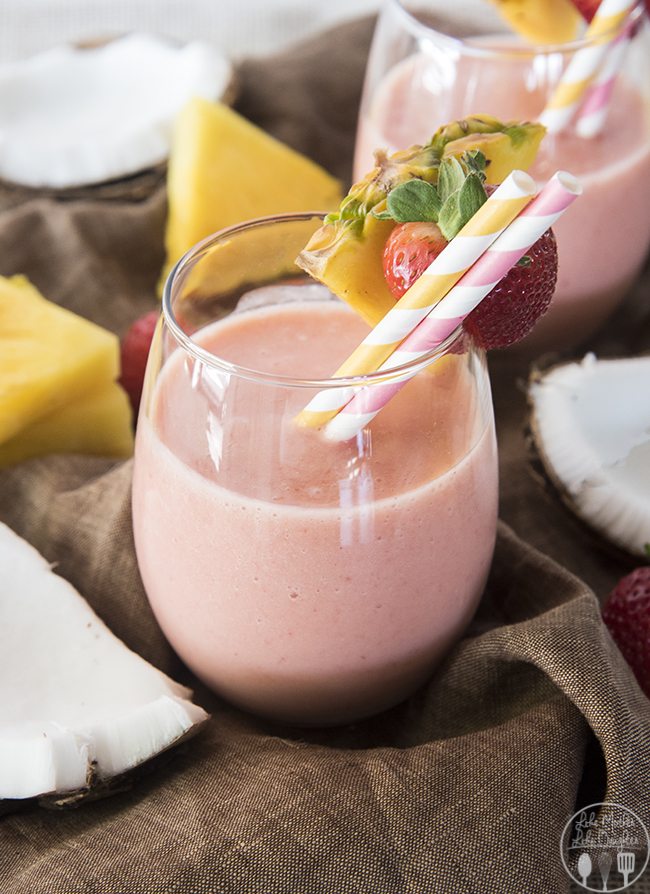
354, 0, 650, 351
131, 214, 498, 726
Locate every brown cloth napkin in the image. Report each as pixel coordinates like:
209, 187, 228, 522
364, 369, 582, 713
1, 15, 650, 894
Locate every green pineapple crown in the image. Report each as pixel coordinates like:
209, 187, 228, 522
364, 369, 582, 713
372, 150, 487, 241
325, 115, 542, 238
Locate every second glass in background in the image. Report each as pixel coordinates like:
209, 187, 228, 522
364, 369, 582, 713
355, 0, 650, 352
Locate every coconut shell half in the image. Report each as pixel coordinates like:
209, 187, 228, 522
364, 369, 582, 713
0, 521, 208, 805
527, 353, 650, 560
0, 34, 236, 207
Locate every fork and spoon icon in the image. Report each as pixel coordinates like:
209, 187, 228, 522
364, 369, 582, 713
577, 850, 636, 890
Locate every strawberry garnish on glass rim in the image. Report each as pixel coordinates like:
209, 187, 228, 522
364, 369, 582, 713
570, 0, 602, 22
570, 0, 647, 27
377, 152, 558, 350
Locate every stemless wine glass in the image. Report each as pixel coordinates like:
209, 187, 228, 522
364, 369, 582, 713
131, 213, 498, 727
355, 1, 650, 352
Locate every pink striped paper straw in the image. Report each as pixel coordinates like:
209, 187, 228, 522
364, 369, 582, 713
297, 170, 536, 429
324, 172, 582, 443
539, 0, 636, 135
575, 22, 634, 138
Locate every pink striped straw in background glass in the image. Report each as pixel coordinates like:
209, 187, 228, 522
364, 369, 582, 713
575, 20, 635, 138
323, 171, 582, 443
539, 0, 637, 135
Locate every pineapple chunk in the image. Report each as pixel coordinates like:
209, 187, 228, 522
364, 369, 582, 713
487, 0, 581, 44
298, 214, 396, 327
298, 117, 545, 325
0, 276, 119, 444
443, 123, 545, 185
163, 99, 342, 284
0, 382, 133, 468
182, 217, 327, 301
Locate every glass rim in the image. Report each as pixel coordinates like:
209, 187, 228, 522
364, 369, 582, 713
161, 211, 470, 389
390, 0, 644, 56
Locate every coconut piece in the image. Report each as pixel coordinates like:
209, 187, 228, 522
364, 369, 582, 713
0, 521, 207, 801
529, 354, 650, 558
0, 34, 234, 189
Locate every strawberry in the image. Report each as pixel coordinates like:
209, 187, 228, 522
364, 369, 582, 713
463, 229, 558, 350
382, 222, 558, 350
378, 155, 558, 350
603, 564, 650, 698
382, 222, 447, 299
379, 152, 488, 298
572, 0, 648, 26
119, 309, 159, 416
570, 0, 601, 22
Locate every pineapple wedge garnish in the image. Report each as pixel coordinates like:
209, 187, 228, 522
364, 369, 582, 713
297, 115, 545, 326
487, 0, 581, 45
162, 99, 342, 288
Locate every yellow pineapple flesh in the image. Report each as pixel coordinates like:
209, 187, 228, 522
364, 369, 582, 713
0, 381, 133, 468
297, 212, 396, 326
163, 99, 342, 287
442, 121, 545, 185
298, 116, 546, 326
487, 0, 581, 44
0, 276, 120, 444
181, 217, 323, 302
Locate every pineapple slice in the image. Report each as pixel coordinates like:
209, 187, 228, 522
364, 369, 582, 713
439, 119, 545, 185
181, 217, 323, 302
297, 212, 397, 326
0, 276, 119, 444
0, 381, 133, 468
298, 116, 545, 326
487, 0, 581, 44
163, 99, 342, 286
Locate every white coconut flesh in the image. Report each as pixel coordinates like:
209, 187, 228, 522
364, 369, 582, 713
529, 353, 650, 558
0, 521, 208, 800
0, 33, 233, 188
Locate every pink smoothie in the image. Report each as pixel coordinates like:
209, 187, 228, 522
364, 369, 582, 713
355, 51, 650, 351
132, 299, 498, 725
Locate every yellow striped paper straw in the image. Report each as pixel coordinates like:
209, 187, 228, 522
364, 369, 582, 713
297, 169, 537, 429
539, 0, 636, 135
325, 172, 582, 443
575, 21, 634, 138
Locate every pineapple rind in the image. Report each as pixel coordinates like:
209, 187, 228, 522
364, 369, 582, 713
443, 123, 545, 184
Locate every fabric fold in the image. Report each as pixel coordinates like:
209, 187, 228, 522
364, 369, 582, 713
0, 13, 649, 894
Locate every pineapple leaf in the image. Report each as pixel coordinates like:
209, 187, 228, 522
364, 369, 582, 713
370, 151, 487, 236
373, 180, 442, 223
438, 172, 487, 241
462, 149, 488, 178
437, 157, 466, 204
